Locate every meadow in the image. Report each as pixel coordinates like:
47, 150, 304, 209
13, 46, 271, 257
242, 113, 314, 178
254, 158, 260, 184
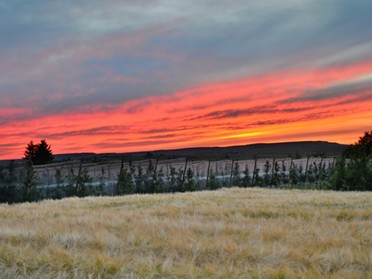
0, 188, 371, 278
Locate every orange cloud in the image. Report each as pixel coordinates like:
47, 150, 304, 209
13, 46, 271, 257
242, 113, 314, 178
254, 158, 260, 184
1, 61, 372, 159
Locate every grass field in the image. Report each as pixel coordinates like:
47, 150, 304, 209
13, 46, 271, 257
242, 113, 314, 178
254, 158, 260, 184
0, 188, 371, 278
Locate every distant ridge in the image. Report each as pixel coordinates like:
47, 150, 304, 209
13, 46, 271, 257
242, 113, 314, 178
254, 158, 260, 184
52, 141, 348, 162
146, 141, 347, 160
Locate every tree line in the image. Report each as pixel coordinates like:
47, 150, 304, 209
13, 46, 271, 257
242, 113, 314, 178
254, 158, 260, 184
0, 156, 334, 203
0, 131, 371, 203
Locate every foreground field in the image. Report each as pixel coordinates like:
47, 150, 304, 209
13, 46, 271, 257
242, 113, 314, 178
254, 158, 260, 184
0, 188, 371, 278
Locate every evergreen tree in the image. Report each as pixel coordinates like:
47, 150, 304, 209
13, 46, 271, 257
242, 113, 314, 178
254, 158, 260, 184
97, 167, 106, 195
117, 161, 135, 195
153, 167, 166, 193
6, 161, 19, 203
34, 140, 54, 165
66, 167, 77, 197
280, 161, 288, 185
307, 164, 316, 183
167, 166, 177, 192
263, 160, 271, 186
135, 164, 145, 193
355, 130, 372, 155
184, 167, 197, 192
53, 168, 65, 199
75, 165, 94, 197
22, 159, 41, 202
329, 157, 346, 191
208, 169, 220, 190
289, 164, 299, 186
241, 165, 251, 187
176, 168, 185, 192
144, 160, 155, 193
318, 162, 327, 184
298, 165, 305, 184
232, 162, 241, 187
24, 141, 37, 161
0, 165, 6, 203
329, 130, 372, 191
271, 161, 281, 186
252, 167, 261, 186
24, 140, 54, 165
55, 168, 64, 187
66, 161, 93, 197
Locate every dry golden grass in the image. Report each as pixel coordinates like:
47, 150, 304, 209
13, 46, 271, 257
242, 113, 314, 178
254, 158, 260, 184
0, 188, 371, 278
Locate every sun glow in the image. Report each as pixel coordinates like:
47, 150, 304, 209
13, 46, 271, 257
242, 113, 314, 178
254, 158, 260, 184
1, 61, 372, 159
218, 131, 268, 140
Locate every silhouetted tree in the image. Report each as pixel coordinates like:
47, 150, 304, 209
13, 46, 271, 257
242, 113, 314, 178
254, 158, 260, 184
24, 141, 37, 162
24, 140, 54, 165
356, 130, 372, 155
330, 130, 372, 191
34, 140, 54, 165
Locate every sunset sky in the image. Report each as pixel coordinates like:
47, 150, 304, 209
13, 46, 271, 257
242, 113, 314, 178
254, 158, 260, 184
1, 0, 372, 160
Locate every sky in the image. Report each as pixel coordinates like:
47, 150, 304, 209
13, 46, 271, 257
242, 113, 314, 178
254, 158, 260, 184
1, 0, 372, 160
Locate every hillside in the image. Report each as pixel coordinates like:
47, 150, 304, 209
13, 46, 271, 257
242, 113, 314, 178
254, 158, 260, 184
0, 188, 371, 278
53, 141, 347, 162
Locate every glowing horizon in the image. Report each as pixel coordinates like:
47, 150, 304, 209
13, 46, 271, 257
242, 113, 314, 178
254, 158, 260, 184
1, 1, 372, 160
2, 61, 371, 159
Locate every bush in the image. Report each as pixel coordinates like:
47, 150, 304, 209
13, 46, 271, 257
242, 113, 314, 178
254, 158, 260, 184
329, 131, 372, 191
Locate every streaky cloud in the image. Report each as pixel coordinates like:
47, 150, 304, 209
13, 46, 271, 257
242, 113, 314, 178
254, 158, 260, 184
283, 73, 372, 103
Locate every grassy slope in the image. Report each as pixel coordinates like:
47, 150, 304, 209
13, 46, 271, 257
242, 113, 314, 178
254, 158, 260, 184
0, 188, 371, 279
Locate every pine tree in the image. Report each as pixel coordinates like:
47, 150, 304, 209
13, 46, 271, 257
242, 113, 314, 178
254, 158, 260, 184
333, 130, 372, 191
24, 141, 37, 161
53, 168, 65, 199
34, 140, 54, 165
135, 164, 145, 193
75, 162, 94, 197
208, 169, 220, 190
24, 140, 54, 165
272, 161, 281, 186
184, 167, 197, 192
153, 167, 166, 193
117, 160, 135, 195
167, 166, 178, 192
232, 162, 241, 187
307, 164, 316, 184
97, 167, 106, 195
280, 161, 288, 185
65, 160, 93, 197
263, 160, 271, 186
289, 164, 299, 186
241, 165, 251, 187
22, 159, 41, 202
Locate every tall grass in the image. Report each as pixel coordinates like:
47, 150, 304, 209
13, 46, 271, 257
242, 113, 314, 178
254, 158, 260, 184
0, 188, 371, 278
